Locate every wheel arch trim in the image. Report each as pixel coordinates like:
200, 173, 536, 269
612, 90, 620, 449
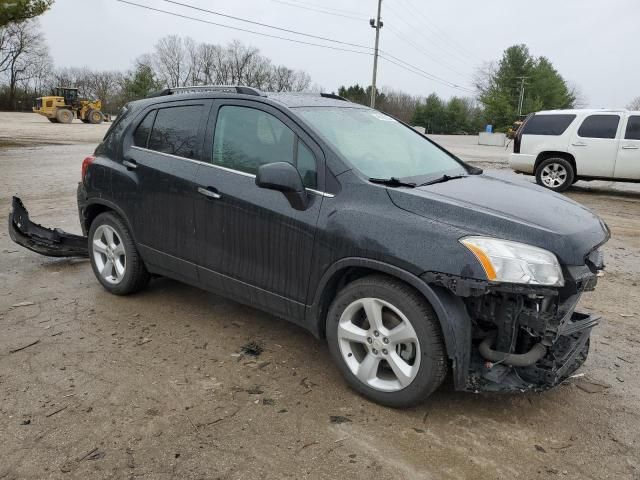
82, 198, 138, 244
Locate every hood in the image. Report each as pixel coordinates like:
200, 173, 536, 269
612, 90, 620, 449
387, 174, 609, 265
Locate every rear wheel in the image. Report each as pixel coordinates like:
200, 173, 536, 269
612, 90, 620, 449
55, 108, 73, 124
535, 157, 574, 192
88, 109, 104, 124
326, 275, 448, 408
88, 212, 150, 295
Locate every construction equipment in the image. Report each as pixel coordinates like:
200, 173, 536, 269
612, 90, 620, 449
32, 87, 110, 124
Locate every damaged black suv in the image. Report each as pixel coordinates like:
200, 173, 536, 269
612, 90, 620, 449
9, 86, 609, 407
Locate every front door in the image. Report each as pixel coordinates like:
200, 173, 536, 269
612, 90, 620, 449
121, 101, 210, 281
568, 114, 621, 177
193, 100, 324, 320
614, 114, 640, 180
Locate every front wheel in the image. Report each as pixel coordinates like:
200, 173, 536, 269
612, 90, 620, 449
535, 157, 575, 192
326, 275, 448, 408
88, 212, 150, 295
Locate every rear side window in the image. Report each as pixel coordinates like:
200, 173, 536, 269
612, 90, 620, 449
148, 105, 203, 158
625, 116, 640, 140
212, 105, 317, 188
577, 115, 620, 139
133, 110, 156, 147
522, 114, 576, 136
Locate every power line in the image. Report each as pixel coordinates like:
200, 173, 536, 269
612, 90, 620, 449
116, 0, 475, 95
385, 24, 472, 81
384, 1, 475, 66
379, 53, 475, 93
161, 0, 373, 51
394, 0, 478, 61
267, 0, 367, 20
116, 1, 375, 55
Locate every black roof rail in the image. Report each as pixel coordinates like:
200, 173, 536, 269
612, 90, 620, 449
320, 92, 349, 102
146, 85, 265, 98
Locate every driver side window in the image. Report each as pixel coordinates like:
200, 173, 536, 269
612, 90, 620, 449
212, 105, 317, 188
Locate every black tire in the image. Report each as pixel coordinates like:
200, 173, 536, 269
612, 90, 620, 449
55, 108, 73, 124
326, 274, 448, 408
535, 157, 575, 192
88, 109, 104, 124
88, 212, 150, 295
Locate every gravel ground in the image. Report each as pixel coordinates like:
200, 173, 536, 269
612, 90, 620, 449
1, 113, 639, 479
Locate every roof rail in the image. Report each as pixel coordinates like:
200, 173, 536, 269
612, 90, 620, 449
146, 85, 265, 98
320, 92, 349, 102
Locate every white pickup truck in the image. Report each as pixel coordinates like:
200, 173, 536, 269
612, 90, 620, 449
509, 109, 640, 191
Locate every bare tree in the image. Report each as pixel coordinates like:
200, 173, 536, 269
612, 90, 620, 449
627, 96, 640, 110
153, 35, 191, 87
2, 20, 49, 107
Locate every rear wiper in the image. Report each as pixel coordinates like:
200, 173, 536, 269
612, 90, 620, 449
369, 177, 416, 188
417, 174, 467, 187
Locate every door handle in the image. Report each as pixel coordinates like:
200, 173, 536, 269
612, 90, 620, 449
198, 186, 222, 199
571, 142, 587, 147
123, 159, 138, 170
622, 145, 639, 150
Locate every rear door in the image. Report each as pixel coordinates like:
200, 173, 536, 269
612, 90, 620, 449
193, 100, 325, 320
614, 114, 640, 179
568, 114, 621, 177
121, 100, 210, 281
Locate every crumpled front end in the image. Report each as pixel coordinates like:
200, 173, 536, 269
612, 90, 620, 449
425, 249, 606, 393
8, 196, 88, 258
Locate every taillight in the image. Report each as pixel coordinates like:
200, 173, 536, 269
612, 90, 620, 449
81, 155, 95, 181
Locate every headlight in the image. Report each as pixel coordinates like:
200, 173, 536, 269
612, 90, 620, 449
460, 236, 564, 287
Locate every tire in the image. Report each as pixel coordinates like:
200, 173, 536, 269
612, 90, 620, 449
326, 274, 448, 408
535, 157, 574, 192
47, 117, 58, 123
88, 212, 150, 295
88, 109, 104, 124
55, 108, 73, 124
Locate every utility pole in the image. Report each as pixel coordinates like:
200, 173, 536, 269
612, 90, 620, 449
516, 76, 527, 118
369, 0, 383, 108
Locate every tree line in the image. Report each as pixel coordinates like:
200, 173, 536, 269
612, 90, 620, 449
0, 20, 312, 113
2, 2, 638, 129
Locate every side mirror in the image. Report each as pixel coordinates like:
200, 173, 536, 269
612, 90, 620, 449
255, 162, 309, 210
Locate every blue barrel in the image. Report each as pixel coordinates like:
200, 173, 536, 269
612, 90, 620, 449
485, 124, 493, 133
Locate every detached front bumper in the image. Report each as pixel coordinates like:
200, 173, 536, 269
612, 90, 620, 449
8, 196, 88, 257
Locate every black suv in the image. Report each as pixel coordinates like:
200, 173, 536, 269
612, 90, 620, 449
10, 86, 609, 407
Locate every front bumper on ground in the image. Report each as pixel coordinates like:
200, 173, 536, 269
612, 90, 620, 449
8, 196, 88, 257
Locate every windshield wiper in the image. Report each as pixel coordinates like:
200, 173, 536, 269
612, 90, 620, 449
417, 174, 467, 187
369, 177, 416, 188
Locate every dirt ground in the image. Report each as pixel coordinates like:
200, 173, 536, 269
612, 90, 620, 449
1, 112, 639, 480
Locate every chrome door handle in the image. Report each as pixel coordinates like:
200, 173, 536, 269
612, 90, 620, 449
123, 159, 137, 170
622, 145, 639, 150
571, 142, 587, 147
198, 186, 221, 199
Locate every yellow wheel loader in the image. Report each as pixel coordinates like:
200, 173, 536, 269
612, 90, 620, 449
32, 87, 111, 124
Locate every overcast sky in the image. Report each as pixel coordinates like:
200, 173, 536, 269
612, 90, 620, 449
39, 0, 639, 108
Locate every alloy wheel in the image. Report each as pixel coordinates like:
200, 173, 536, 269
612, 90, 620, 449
540, 163, 568, 188
337, 297, 421, 392
92, 225, 126, 284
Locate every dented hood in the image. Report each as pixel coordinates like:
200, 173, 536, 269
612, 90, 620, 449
387, 174, 609, 265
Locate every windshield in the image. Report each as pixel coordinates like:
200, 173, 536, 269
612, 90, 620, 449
297, 107, 467, 180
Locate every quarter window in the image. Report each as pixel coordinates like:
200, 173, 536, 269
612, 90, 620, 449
133, 110, 156, 148
521, 114, 576, 136
147, 105, 203, 158
577, 115, 620, 139
625, 116, 640, 140
212, 105, 317, 188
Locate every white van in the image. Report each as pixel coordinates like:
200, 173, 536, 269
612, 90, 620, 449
509, 109, 640, 191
